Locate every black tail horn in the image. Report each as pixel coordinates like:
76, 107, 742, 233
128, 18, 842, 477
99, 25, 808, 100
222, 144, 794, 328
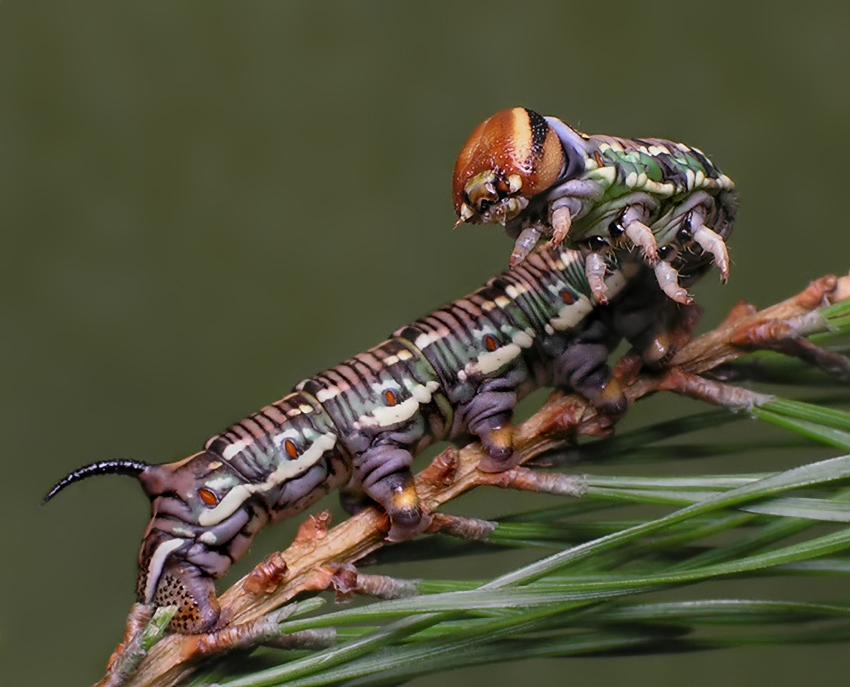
42, 459, 150, 505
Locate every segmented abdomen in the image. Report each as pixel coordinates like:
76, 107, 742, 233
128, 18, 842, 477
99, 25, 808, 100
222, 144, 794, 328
588, 135, 732, 198
203, 391, 352, 520
577, 134, 736, 244
298, 338, 452, 455
204, 247, 629, 516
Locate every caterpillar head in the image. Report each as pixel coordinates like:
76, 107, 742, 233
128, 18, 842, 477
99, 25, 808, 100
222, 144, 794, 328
44, 452, 258, 634
453, 107, 567, 227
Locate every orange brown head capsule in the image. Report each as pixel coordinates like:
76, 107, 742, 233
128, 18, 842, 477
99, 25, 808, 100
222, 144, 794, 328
453, 107, 566, 226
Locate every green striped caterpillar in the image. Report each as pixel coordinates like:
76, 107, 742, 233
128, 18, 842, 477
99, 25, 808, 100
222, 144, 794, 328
44, 246, 701, 634
44, 116, 735, 635
453, 108, 736, 304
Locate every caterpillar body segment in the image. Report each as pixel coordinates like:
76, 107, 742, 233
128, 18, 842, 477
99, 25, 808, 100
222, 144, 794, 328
44, 246, 683, 635
453, 108, 737, 303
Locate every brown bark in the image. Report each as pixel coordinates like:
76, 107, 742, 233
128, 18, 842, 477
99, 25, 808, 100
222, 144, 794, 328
98, 272, 850, 687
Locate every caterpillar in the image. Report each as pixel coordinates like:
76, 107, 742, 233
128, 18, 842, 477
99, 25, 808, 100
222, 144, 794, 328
43, 243, 711, 634
44, 113, 735, 635
452, 107, 737, 304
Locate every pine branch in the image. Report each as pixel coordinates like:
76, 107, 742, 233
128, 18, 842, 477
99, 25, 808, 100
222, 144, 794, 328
95, 271, 850, 687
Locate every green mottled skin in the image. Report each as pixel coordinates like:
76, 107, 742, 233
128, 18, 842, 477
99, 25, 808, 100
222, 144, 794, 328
580, 134, 734, 245
522, 128, 736, 252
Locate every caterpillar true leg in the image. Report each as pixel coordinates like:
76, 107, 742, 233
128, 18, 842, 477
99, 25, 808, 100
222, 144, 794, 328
621, 203, 659, 265
550, 204, 573, 246
510, 224, 545, 267
653, 260, 694, 306
689, 206, 730, 282
453, 108, 736, 297
585, 251, 610, 303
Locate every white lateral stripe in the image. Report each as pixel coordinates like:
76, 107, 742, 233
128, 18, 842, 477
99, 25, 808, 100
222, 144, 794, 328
472, 343, 522, 374
358, 381, 440, 428
198, 432, 338, 526
144, 538, 187, 602
267, 431, 336, 485
467, 328, 534, 376
550, 296, 594, 330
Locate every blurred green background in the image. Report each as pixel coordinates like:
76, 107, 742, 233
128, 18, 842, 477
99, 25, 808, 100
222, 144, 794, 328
2, 2, 849, 685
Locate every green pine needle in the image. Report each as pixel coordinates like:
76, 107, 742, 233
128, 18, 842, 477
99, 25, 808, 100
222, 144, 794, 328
182, 321, 850, 687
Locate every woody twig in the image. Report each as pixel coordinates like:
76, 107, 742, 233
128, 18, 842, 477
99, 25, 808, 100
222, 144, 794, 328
98, 271, 850, 687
